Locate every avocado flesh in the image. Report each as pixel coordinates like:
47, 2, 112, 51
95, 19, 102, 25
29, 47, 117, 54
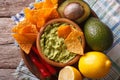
58, 0, 91, 24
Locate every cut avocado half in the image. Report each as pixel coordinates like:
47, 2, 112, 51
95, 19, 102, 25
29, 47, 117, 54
58, 0, 91, 24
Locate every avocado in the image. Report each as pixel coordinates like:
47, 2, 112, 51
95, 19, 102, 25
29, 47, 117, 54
58, 0, 90, 24
84, 17, 113, 51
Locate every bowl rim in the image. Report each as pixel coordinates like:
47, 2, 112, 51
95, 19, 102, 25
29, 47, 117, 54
36, 18, 85, 67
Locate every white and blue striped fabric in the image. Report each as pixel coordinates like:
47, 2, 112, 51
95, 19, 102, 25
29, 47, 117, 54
12, 0, 120, 80
11, 2, 34, 24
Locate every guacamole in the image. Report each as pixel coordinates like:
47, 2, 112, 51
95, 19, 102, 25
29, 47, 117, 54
40, 23, 76, 63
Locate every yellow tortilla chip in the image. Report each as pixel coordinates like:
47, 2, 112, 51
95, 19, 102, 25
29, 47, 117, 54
43, 0, 58, 8
12, 33, 37, 44
64, 29, 84, 55
19, 24, 38, 34
34, 0, 58, 9
34, 2, 43, 9
58, 25, 72, 39
24, 8, 36, 24
12, 20, 27, 33
12, 20, 38, 33
12, 20, 38, 54
12, 33, 37, 54
19, 43, 32, 54
35, 8, 53, 29
46, 8, 60, 21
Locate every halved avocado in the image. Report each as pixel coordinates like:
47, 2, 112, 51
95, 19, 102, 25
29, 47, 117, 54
58, 0, 91, 24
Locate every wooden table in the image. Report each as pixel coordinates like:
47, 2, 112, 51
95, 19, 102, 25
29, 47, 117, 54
0, 0, 34, 79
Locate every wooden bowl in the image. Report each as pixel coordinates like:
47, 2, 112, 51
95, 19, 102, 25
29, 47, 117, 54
36, 18, 85, 67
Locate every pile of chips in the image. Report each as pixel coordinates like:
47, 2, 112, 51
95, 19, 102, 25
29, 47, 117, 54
12, 0, 60, 54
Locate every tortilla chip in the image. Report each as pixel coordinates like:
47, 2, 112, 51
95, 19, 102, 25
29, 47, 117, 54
46, 8, 60, 21
12, 33, 37, 44
64, 29, 84, 55
43, 0, 58, 8
12, 33, 37, 54
19, 23, 38, 34
34, 2, 43, 9
58, 25, 72, 39
12, 20, 37, 33
36, 18, 45, 30
12, 20, 28, 33
24, 8, 35, 24
19, 43, 32, 54
36, 8, 53, 27
34, 0, 58, 9
51, 0, 58, 5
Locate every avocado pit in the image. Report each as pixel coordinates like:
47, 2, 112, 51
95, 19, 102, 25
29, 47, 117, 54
64, 3, 84, 20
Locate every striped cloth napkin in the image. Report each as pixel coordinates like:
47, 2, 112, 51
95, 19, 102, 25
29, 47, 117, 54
12, 0, 120, 80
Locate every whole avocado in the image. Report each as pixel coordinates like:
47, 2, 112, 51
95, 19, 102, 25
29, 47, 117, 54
84, 17, 113, 51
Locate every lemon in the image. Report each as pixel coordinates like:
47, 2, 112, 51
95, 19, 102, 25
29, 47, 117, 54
58, 66, 82, 80
78, 51, 111, 79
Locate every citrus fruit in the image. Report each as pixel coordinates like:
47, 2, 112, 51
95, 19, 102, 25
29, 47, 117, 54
78, 51, 111, 79
84, 17, 113, 51
58, 66, 82, 80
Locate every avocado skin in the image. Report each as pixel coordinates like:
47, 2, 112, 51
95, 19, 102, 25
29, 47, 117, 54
58, 0, 91, 24
84, 17, 113, 51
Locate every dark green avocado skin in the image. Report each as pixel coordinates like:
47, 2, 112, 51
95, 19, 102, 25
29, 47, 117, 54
84, 17, 113, 51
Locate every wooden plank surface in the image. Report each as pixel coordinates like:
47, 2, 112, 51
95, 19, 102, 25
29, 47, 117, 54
0, 18, 21, 79
0, 69, 17, 80
0, 18, 15, 45
0, 18, 21, 68
0, 0, 35, 79
0, 44, 21, 69
0, 0, 34, 17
